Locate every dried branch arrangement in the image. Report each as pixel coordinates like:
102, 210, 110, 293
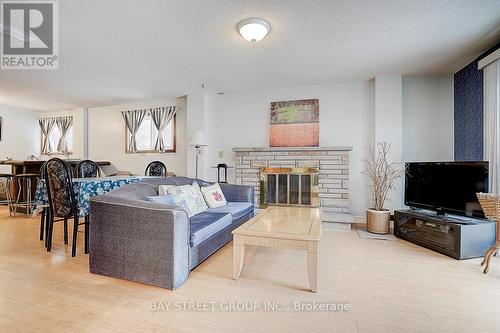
363, 142, 403, 211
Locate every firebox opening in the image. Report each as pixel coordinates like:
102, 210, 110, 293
260, 167, 319, 207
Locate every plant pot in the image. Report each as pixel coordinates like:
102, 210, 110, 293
366, 209, 390, 234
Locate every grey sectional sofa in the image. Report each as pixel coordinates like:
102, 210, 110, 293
89, 177, 254, 289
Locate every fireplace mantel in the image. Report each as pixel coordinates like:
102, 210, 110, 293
233, 146, 353, 152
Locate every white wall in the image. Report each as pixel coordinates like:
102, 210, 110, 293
0, 105, 39, 173
374, 76, 404, 212
402, 75, 454, 162
186, 93, 208, 179
203, 81, 374, 217
88, 97, 187, 176
201, 76, 454, 217
38, 108, 85, 159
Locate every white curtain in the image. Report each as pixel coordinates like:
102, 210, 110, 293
483, 59, 500, 193
121, 110, 147, 153
39, 118, 56, 154
56, 116, 73, 154
151, 106, 177, 151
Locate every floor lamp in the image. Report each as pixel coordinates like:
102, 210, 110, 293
189, 130, 207, 179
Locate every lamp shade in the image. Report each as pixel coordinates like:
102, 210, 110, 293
189, 130, 207, 146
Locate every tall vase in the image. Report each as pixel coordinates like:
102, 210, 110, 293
366, 209, 390, 234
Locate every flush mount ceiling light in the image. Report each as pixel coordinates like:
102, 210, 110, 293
237, 17, 271, 42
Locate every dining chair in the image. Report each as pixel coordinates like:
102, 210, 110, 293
75, 160, 101, 178
145, 161, 167, 177
44, 158, 88, 257
38, 161, 49, 241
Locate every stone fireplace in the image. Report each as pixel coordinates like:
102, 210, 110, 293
233, 146, 353, 229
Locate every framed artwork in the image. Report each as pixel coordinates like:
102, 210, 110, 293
0, 116, 2, 141
269, 99, 319, 147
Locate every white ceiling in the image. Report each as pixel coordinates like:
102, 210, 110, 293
0, 0, 499, 111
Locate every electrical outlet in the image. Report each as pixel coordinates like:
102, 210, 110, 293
218, 151, 224, 158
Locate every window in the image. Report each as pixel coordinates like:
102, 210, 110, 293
126, 113, 176, 153
43, 124, 73, 155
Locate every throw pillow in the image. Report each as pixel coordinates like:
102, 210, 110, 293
188, 182, 209, 215
201, 183, 227, 208
158, 183, 208, 217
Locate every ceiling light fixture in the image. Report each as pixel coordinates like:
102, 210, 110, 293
237, 17, 271, 42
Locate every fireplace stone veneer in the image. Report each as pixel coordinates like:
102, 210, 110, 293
233, 146, 353, 229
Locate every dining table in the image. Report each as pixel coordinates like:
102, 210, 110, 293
34, 176, 149, 217
0, 159, 111, 214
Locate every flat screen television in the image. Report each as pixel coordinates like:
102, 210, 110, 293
405, 161, 489, 218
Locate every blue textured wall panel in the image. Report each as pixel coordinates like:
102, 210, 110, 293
454, 61, 483, 160
454, 42, 500, 161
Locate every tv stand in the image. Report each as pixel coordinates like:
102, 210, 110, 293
394, 210, 496, 259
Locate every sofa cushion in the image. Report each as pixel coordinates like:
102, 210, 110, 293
207, 202, 254, 221
189, 212, 232, 247
201, 183, 227, 208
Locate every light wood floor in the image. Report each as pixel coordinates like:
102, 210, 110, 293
1, 206, 500, 333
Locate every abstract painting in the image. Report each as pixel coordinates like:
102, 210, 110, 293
270, 99, 319, 147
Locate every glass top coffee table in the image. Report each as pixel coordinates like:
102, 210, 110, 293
232, 206, 322, 292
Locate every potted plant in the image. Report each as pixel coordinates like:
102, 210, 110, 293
363, 142, 403, 234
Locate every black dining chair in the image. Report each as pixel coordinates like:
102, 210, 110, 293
75, 160, 101, 178
145, 161, 167, 177
44, 158, 88, 257
38, 161, 49, 241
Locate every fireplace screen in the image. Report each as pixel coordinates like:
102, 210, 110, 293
260, 167, 319, 207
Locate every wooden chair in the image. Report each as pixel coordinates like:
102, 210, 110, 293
44, 158, 88, 257
75, 160, 101, 178
145, 161, 167, 177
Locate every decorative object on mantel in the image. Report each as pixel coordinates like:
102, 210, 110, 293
476, 193, 500, 274
363, 142, 403, 234
270, 99, 319, 147
189, 131, 207, 179
211, 163, 233, 183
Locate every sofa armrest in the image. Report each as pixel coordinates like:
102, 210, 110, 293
219, 183, 254, 204
89, 195, 190, 290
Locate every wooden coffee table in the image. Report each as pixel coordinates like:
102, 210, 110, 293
232, 206, 321, 292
